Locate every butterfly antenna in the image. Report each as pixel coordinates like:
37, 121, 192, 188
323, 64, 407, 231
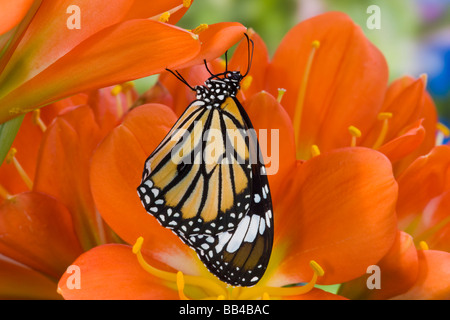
165, 68, 196, 91
224, 50, 228, 73
242, 33, 254, 78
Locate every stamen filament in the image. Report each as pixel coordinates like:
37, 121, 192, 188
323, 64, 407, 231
133, 237, 227, 298
277, 88, 286, 104
111, 85, 124, 118
122, 82, 135, 110
293, 40, 320, 160
348, 125, 362, 147
237, 260, 324, 299
0, 184, 12, 200
415, 214, 450, 245
32, 109, 47, 132
373, 112, 393, 149
177, 271, 189, 300
6, 148, 33, 190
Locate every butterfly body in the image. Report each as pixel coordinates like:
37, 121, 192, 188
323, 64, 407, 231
138, 49, 273, 286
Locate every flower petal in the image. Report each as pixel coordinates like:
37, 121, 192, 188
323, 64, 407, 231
0, 192, 83, 279
243, 91, 296, 196
0, 254, 61, 300
58, 244, 179, 300
0, 0, 34, 35
90, 104, 201, 273
392, 250, 450, 300
0, 20, 201, 123
338, 231, 419, 299
266, 12, 388, 158
267, 147, 398, 285
396, 145, 450, 229
174, 22, 247, 69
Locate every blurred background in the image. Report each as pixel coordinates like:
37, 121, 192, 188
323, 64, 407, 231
172, 0, 450, 126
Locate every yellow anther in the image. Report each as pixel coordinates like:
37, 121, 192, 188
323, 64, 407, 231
311, 144, 321, 158
348, 125, 362, 147
111, 85, 122, 97
293, 40, 320, 160
32, 109, 47, 132
5, 148, 33, 190
183, 0, 192, 7
177, 271, 189, 300
373, 112, 393, 149
241, 75, 253, 91
377, 112, 393, 121
5, 148, 17, 164
191, 23, 208, 35
277, 88, 287, 103
159, 11, 170, 23
121, 81, 135, 92
419, 241, 429, 250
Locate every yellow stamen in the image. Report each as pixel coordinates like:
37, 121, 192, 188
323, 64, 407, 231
158, 11, 170, 23
133, 237, 227, 298
183, 0, 192, 7
293, 40, 320, 160
310, 144, 320, 157
238, 260, 324, 299
277, 88, 287, 104
0, 184, 12, 200
436, 122, 450, 146
177, 271, 189, 300
121, 82, 135, 110
111, 85, 124, 118
191, 23, 208, 35
5, 148, 33, 190
415, 214, 450, 246
373, 112, 393, 149
348, 125, 362, 147
32, 109, 47, 132
241, 75, 253, 91
419, 241, 429, 250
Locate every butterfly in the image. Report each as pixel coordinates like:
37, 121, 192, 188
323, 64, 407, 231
137, 34, 273, 287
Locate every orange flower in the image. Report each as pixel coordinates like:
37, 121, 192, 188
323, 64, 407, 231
0, 0, 246, 164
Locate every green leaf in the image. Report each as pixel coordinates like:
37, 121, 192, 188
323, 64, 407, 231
0, 115, 24, 165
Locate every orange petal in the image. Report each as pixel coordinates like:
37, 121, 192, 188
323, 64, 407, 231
228, 29, 270, 98
0, 192, 83, 279
0, 0, 34, 35
338, 231, 419, 299
377, 119, 425, 164
243, 91, 296, 196
392, 250, 450, 300
266, 12, 388, 158
267, 147, 398, 285
90, 104, 199, 270
0, 255, 61, 300
124, 0, 193, 24
174, 22, 247, 69
0, 0, 134, 94
396, 145, 450, 229
0, 20, 200, 123
58, 244, 179, 300
283, 288, 348, 300
33, 104, 118, 249
415, 190, 450, 252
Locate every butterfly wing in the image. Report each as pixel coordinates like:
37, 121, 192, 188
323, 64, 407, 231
137, 97, 273, 286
